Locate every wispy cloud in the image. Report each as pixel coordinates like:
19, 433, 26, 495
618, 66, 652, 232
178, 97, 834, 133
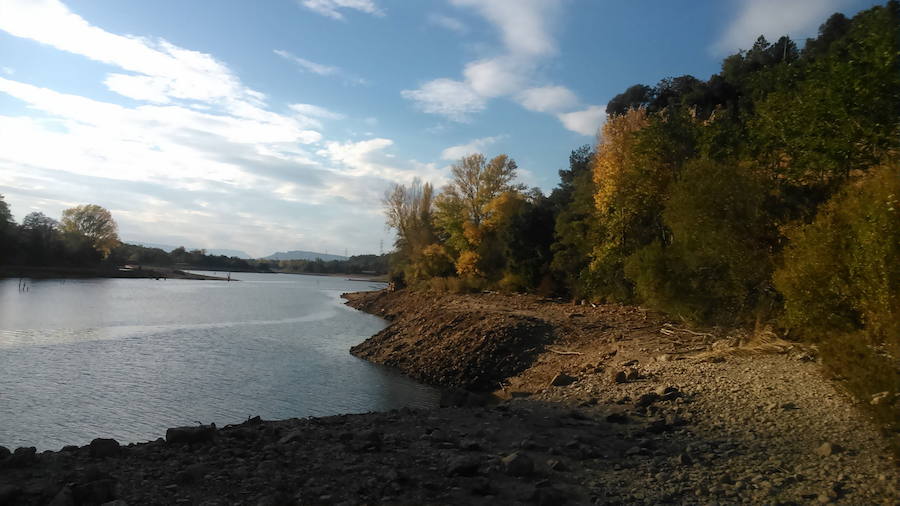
274, 49, 338, 75
440, 135, 505, 161
401, 78, 486, 122
298, 0, 383, 20
712, 0, 854, 55
428, 13, 466, 33
274, 49, 368, 85
517, 85, 578, 113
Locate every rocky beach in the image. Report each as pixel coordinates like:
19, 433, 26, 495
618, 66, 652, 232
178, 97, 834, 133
1, 288, 898, 505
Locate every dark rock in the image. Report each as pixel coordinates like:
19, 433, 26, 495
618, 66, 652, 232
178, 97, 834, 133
605, 412, 629, 424
8, 446, 36, 468
0, 446, 9, 461
100, 500, 129, 506
176, 463, 213, 484
550, 373, 576, 387
460, 439, 482, 451
547, 459, 569, 472
469, 477, 492, 495
165, 424, 217, 445
61, 445, 79, 452
612, 370, 627, 384
635, 392, 659, 408
646, 418, 671, 434
447, 455, 481, 477
509, 391, 532, 398
626, 368, 640, 381
73, 479, 118, 505
89, 438, 121, 458
532, 486, 568, 505
502, 451, 534, 477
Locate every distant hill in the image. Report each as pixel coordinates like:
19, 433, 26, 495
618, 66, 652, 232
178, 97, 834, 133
126, 241, 252, 259
264, 250, 348, 262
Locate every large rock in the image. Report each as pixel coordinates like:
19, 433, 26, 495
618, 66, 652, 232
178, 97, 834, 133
7, 446, 36, 468
550, 372, 577, 387
89, 438, 121, 458
447, 455, 481, 476
165, 424, 217, 444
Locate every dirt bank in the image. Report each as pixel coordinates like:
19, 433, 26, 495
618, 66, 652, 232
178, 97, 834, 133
345, 288, 900, 504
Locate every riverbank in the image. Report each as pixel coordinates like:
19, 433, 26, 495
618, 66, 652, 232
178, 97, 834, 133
0, 265, 227, 281
0, 288, 897, 505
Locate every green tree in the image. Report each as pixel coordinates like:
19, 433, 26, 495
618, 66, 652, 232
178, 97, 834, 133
60, 204, 120, 258
0, 194, 16, 263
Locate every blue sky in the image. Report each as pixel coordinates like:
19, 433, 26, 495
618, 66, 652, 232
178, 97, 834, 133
0, 0, 882, 257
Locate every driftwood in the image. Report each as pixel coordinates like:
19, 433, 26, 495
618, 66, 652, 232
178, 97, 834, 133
547, 347, 583, 356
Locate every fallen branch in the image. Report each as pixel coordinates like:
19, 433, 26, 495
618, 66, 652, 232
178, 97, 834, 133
661, 324, 714, 338
547, 347, 583, 356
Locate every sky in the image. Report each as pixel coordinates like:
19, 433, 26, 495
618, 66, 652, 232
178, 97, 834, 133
0, 0, 883, 258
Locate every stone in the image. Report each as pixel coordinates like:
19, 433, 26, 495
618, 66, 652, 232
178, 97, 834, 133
870, 391, 892, 406
72, 479, 118, 505
612, 370, 627, 384
176, 463, 213, 484
166, 424, 217, 445
635, 392, 659, 408
547, 459, 569, 472
626, 368, 641, 381
605, 412, 629, 424
815, 442, 842, 457
0, 446, 10, 461
89, 438, 121, 458
447, 455, 480, 477
550, 372, 577, 387
502, 452, 534, 477
8, 446, 36, 467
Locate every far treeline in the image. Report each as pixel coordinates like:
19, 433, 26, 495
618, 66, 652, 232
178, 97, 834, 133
384, 3, 899, 426
0, 203, 389, 276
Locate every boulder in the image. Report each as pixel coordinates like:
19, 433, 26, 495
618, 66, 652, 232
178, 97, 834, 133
89, 438, 120, 458
550, 373, 576, 387
7, 446, 36, 468
165, 424, 217, 445
446, 455, 480, 477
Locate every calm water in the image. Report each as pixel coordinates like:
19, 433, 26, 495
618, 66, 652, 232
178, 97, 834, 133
0, 272, 439, 450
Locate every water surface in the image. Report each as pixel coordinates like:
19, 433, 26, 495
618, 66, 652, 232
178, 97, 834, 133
0, 272, 438, 450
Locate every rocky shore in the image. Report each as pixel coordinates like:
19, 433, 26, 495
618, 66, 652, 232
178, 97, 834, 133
1, 288, 898, 505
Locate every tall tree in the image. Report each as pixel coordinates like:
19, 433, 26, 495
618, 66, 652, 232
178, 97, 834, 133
60, 204, 120, 258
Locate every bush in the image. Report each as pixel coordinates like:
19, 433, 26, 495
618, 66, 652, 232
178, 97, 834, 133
774, 162, 899, 342
625, 160, 776, 323
775, 162, 900, 454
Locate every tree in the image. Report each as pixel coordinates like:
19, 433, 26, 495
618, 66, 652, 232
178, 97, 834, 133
20, 212, 62, 265
0, 194, 16, 263
60, 204, 120, 258
433, 154, 524, 280
383, 179, 444, 283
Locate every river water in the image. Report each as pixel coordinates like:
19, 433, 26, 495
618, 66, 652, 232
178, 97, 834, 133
0, 272, 439, 450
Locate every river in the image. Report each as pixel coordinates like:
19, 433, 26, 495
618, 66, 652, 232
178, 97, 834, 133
0, 272, 438, 450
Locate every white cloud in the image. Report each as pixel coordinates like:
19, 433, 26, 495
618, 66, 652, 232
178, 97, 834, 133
1, 67, 14, 75
299, 0, 383, 20
463, 58, 529, 98
428, 13, 466, 33
274, 49, 338, 76
712, 0, 853, 55
0, 0, 263, 106
401, 78, 486, 122
557, 106, 606, 136
440, 135, 505, 160
289, 103, 345, 120
517, 85, 578, 113
450, 0, 560, 57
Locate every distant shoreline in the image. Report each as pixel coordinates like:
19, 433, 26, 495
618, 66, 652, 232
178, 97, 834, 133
0, 265, 227, 281
190, 269, 389, 282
